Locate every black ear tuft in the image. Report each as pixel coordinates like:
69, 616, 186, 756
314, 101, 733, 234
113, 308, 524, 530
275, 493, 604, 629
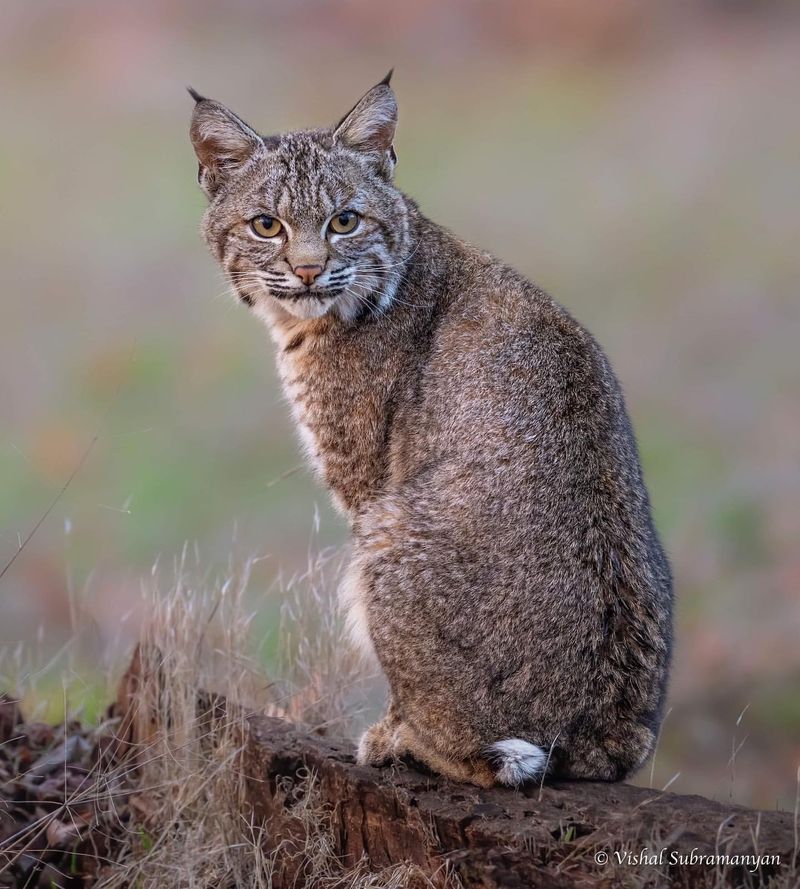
187, 86, 205, 104
379, 69, 394, 87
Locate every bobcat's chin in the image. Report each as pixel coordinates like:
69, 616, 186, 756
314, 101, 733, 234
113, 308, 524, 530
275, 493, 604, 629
268, 292, 337, 320
240, 284, 337, 321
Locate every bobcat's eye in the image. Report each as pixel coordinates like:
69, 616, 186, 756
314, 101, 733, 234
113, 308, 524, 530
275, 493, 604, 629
250, 215, 283, 239
328, 211, 360, 235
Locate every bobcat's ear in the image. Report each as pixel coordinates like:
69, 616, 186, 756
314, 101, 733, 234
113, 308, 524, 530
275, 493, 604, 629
333, 71, 397, 167
189, 89, 264, 197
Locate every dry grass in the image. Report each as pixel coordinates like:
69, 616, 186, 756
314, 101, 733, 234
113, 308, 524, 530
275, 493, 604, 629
269, 544, 379, 736
93, 551, 268, 887
95, 545, 415, 888
0, 545, 429, 887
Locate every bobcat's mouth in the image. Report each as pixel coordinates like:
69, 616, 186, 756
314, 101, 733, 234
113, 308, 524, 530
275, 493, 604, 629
260, 267, 352, 304
268, 285, 346, 301
234, 266, 372, 320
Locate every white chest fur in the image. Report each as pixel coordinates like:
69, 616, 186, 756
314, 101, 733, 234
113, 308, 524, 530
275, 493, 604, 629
338, 556, 377, 662
264, 314, 372, 655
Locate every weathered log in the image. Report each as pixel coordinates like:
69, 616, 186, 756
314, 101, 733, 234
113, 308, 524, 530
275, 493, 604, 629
115, 655, 797, 888
240, 715, 797, 888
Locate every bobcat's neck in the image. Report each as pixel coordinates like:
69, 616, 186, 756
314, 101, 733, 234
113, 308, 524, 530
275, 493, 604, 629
263, 218, 443, 517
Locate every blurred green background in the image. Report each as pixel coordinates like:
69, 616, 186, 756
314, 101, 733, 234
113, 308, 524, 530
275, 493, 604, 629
1, 1, 798, 810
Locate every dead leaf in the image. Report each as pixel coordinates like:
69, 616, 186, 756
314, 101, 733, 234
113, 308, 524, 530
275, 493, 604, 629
46, 816, 81, 847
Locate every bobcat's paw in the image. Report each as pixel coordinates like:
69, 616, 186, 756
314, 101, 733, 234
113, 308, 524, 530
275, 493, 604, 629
356, 720, 398, 767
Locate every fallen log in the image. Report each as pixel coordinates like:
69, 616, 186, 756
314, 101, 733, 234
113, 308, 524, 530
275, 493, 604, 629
241, 715, 797, 888
116, 653, 798, 888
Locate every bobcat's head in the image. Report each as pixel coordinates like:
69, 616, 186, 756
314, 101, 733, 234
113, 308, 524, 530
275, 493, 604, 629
189, 73, 411, 321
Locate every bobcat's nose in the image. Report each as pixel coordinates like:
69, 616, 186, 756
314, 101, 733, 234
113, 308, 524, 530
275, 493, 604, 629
293, 264, 324, 286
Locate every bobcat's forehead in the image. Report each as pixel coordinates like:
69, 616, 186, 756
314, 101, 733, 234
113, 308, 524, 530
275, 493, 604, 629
252, 134, 371, 226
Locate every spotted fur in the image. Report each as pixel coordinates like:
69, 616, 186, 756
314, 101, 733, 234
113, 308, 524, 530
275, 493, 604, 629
189, 75, 673, 787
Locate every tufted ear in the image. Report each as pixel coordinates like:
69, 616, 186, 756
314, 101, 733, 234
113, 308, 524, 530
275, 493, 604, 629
333, 71, 397, 162
188, 88, 264, 196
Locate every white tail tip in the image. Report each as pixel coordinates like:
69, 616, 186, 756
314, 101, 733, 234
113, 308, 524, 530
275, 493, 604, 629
486, 738, 547, 786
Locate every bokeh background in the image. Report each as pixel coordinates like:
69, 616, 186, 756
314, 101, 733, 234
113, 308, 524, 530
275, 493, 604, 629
1, 1, 798, 810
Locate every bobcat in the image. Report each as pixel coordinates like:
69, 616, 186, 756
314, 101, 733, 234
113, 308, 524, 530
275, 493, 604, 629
189, 73, 673, 787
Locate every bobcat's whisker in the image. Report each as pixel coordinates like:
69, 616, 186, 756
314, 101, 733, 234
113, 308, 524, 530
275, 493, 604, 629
348, 274, 429, 311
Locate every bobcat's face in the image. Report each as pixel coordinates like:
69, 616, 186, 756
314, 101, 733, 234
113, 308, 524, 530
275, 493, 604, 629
190, 75, 410, 321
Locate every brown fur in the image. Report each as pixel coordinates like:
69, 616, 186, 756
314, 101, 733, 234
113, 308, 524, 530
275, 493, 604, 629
189, 75, 673, 786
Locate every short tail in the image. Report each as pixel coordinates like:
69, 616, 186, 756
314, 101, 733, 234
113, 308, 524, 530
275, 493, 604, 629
485, 738, 548, 786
